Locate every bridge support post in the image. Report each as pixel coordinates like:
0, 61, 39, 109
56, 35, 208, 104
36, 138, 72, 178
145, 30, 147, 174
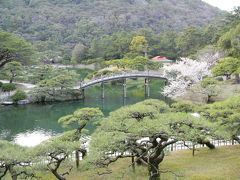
101, 82, 104, 99
122, 96, 126, 106
162, 80, 168, 100
122, 78, 127, 98
164, 80, 167, 86
145, 78, 150, 97
80, 88, 85, 99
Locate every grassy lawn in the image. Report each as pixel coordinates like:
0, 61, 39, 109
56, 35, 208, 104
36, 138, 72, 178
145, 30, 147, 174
213, 83, 240, 102
161, 145, 240, 180
64, 145, 240, 180
9, 145, 239, 180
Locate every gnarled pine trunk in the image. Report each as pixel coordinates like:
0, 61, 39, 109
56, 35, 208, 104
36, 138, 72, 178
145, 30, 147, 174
148, 162, 160, 180
232, 135, 240, 144
148, 150, 165, 180
198, 140, 215, 149
50, 169, 66, 180
9, 166, 17, 180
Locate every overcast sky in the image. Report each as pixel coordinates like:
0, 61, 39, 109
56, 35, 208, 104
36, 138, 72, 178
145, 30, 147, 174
202, 0, 240, 11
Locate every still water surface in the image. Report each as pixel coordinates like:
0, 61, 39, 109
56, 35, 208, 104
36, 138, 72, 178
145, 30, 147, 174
0, 79, 166, 146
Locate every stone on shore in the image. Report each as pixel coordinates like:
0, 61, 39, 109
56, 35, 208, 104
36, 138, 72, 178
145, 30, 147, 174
17, 100, 29, 105
2, 101, 14, 105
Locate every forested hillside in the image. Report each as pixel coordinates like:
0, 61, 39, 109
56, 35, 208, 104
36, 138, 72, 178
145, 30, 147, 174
0, 0, 224, 61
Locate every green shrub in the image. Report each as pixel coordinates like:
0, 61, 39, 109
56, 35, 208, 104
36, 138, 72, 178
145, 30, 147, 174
216, 77, 224, 81
0, 81, 3, 87
1, 83, 16, 92
201, 77, 219, 88
12, 90, 27, 102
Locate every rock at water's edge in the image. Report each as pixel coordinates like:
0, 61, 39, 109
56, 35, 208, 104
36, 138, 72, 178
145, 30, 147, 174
2, 101, 14, 105
17, 100, 29, 105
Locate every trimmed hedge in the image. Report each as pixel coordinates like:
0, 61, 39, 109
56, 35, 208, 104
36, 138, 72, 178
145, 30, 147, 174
171, 101, 196, 113
1, 83, 16, 92
12, 90, 27, 102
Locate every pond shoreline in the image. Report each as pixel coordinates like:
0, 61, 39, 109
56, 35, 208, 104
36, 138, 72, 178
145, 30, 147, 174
0, 79, 166, 145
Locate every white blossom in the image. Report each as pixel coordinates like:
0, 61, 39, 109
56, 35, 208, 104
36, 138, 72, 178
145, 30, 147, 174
196, 46, 225, 68
163, 58, 211, 97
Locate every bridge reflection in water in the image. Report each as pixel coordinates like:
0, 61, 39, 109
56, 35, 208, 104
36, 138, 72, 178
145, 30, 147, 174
79, 71, 167, 99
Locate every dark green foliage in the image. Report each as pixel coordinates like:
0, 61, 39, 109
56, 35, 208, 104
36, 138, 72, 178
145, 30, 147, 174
87, 69, 123, 79
212, 57, 240, 78
0, 0, 224, 61
87, 99, 221, 179
105, 56, 162, 71
0, 140, 36, 179
150, 31, 179, 60
32, 134, 79, 180
30, 68, 80, 102
12, 90, 27, 102
171, 101, 196, 113
87, 32, 132, 61
130, 36, 148, 57
2, 61, 24, 83
215, 77, 224, 81
0, 30, 36, 67
177, 26, 205, 57
58, 108, 103, 168
199, 95, 240, 143
176, 25, 223, 57
81, 58, 104, 65
217, 24, 240, 58
197, 76, 221, 103
28, 65, 54, 84
1, 83, 16, 92
221, 7, 240, 32
201, 77, 219, 88
58, 107, 103, 131
0, 81, 3, 87
136, 99, 170, 113
71, 44, 88, 63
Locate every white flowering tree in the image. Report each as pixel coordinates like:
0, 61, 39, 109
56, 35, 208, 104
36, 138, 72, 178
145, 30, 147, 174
163, 58, 211, 97
196, 46, 225, 68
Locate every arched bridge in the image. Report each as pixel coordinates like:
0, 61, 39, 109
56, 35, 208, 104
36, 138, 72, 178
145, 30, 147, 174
79, 71, 167, 98
80, 71, 166, 89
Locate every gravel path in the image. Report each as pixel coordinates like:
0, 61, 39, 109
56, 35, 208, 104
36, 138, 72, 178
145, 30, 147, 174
0, 80, 37, 91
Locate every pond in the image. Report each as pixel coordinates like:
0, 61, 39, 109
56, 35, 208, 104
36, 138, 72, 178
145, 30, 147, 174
0, 79, 167, 146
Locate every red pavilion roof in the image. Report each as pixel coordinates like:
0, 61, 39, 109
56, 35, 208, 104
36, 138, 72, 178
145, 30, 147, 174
151, 56, 169, 61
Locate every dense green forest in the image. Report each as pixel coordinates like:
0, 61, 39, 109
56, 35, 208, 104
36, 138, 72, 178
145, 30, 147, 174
0, 0, 225, 62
